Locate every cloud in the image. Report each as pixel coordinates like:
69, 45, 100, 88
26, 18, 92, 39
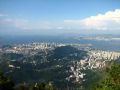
0, 18, 55, 30
0, 9, 120, 32
0, 18, 29, 29
63, 9, 120, 31
80, 9, 120, 30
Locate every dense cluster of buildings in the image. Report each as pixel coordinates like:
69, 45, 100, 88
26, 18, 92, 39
0, 42, 91, 55
0, 42, 66, 55
68, 50, 120, 83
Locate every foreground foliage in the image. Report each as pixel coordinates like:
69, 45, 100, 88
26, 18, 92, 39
0, 71, 56, 90
92, 63, 120, 90
0, 71, 14, 90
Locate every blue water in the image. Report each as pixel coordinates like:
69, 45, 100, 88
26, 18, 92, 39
0, 35, 120, 51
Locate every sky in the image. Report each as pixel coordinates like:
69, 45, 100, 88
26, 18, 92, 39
0, 0, 120, 36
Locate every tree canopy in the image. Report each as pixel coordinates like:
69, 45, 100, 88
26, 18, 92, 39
92, 63, 120, 90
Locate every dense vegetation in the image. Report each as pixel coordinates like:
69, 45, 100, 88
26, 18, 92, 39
92, 62, 120, 90
1, 62, 120, 90
0, 46, 88, 89
52, 45, 87, 60
0, 71, 57, 90
0, 45, 120, 90
0, 71, 14, 90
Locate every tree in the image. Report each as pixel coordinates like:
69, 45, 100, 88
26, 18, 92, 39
93, 63, 120, 90
0, 71, 15, 90
29, 82, 57, 90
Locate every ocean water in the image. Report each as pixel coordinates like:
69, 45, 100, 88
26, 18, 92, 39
0, 35, 120, 51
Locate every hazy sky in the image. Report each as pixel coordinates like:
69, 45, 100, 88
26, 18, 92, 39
0, 0, 120, 35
